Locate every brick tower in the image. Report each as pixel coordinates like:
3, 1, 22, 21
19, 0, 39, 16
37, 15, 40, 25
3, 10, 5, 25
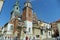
22, 0, 33, 39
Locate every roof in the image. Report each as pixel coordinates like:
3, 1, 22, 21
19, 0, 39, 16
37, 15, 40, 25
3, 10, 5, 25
56, 19, 60, 23
4, 22, 8, 27
50, 19, 60, 24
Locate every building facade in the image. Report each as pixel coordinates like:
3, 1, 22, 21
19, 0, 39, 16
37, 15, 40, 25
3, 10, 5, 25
51, 20, 60, 38
2, 0, 52, 40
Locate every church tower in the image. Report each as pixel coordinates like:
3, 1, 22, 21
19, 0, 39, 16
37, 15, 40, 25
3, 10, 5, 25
22, 0, 33, 38
9, 0, 20, 35
10, 0, 20, 20
6, 0, 21, 39
11, 0, 20, 33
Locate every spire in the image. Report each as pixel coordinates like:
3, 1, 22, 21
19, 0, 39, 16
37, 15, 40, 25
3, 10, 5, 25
14, 0, 19, 6
13, 0, 20, 11
10, 0, 20, 19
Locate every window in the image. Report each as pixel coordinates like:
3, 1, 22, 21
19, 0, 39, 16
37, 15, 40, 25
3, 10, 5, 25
23, 27, 26, 33
29, 28, 30, 32
49, 32, 50, 36
10, 25, 14, 30
41, 30, 43, 35
36, 35, 39, 38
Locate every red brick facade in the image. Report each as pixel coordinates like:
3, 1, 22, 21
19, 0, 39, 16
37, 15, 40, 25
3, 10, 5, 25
22, 7, 32, 22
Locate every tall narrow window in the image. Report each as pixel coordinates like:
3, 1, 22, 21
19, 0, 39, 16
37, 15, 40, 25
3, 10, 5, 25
10, 25, 14, 30
41, 30, 43, 35
49, 32, 50, 36
29, 28, 30, 32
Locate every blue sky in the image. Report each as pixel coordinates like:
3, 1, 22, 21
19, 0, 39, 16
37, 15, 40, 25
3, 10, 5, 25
0, 0, 60, 26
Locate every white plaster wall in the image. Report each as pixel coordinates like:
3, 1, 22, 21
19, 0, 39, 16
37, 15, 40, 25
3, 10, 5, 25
7, 23, 13, 34
11, 12, 15, 19
41, 30, 46, 39
47, 31, 52, 38
2, 28, 4, 34
41, 23, 51, 39
7, 23, 13, 31
24, 20, 32, 34
44, 23, 51, 29
52, 30, 54, 35
47, 24, 51, 29
42, 35, 46, 40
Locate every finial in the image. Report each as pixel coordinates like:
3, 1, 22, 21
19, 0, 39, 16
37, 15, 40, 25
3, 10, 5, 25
16, 0, 18, 3
15, 0, 19, 6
